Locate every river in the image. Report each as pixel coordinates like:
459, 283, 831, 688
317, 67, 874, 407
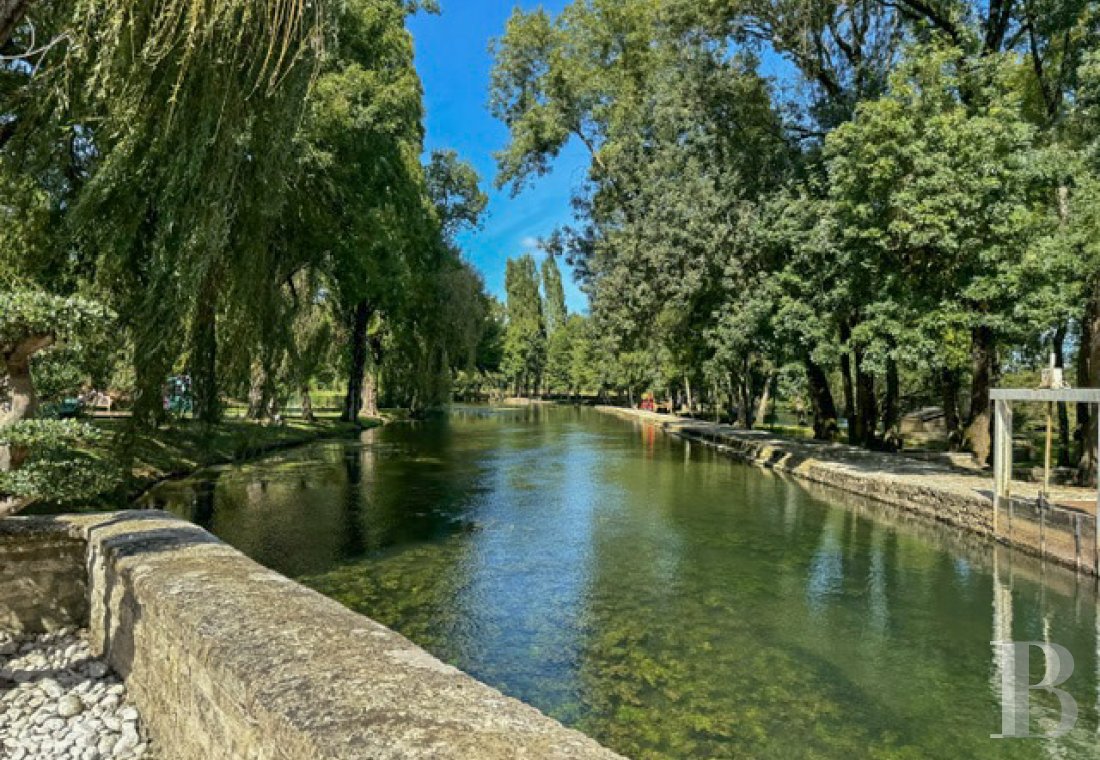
141, 405, 1100, 759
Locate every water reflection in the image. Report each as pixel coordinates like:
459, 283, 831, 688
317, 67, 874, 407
339, 442, 366, 559
143, 407, 1100, 758
191, 472, 219, 530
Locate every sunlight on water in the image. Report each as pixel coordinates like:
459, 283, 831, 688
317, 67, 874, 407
143, 406, 1100, 759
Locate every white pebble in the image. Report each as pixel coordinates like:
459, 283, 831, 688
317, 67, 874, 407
58, 694, 85, 718
0, 630, 152, 758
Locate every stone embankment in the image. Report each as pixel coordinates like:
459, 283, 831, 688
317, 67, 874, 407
1, 629, 152, 759
1, 512, 623, 760
597, 406, 1099, 577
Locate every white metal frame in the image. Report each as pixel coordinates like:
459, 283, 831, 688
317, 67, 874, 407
990, 388, 1100, 574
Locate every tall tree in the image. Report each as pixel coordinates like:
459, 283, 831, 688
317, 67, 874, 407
503, 254, 548, 396
492, 0, 793, 419
826, 45, 1047, 459
2, 0, 329, 424
542, 255, 568, 337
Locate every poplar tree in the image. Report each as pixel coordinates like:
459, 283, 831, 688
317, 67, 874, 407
503, 255, 547, 397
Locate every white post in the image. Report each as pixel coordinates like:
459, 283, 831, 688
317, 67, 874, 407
993, 400, 1013, 537
1003, 401, 1014, 538
993, 400, 1004, 536
1007, 403, 1014, 535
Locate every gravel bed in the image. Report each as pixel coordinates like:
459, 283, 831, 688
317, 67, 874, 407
0, 629, 153, 759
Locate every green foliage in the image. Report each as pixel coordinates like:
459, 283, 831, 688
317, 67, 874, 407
1, 0, 501, 434
0, 419, 119, 503
426, 149, 489, 243
0, 458, 120, 503
491, 0, 1100, 453
0, 0, 505, 508
0, 290, 112, 353
541, 256, 568, 337
0, 290, 116, 507
0, 419, 101, 450
825, 45, 1050, 370
503, 254, 547, 394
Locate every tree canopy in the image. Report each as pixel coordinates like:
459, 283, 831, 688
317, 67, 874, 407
0, 0, 497, 511
490, 0, 1100, 473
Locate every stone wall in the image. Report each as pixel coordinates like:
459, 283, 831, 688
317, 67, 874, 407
596, 406, 1098, 578
0, 519, 86, 633
0, 513, 623, 760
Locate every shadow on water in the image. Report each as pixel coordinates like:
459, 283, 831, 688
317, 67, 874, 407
190, 472, 220, 531
340, 445, 366, 560
142, 406, 1100, 759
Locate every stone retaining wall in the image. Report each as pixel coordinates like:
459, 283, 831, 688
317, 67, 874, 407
599, 406, 995, 531
0, 513, 623, 759
596, 406, 1097, 578
0, 520, 86, 633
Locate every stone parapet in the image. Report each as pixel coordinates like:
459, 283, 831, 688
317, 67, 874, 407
596, 406, 1095, 579
0, 513, 624, 760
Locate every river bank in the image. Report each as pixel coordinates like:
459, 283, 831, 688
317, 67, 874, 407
596, 405, 1100, 579
139, 405, 1100, 758
26, 416, 380, 513
117, 417, 382, 502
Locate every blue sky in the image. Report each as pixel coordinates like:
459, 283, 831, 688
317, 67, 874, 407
408, 1, 590, 313
407, 3, 799, 315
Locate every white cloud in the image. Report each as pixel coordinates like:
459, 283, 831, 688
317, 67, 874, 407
521, 236, 541, 251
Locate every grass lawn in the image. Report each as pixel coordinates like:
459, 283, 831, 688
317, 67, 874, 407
33, 413, 376, 512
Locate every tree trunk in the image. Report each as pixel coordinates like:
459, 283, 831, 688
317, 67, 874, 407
1, 336, 50, 428
268, 393, 281, 422
246, 363, 268, 420
1079, 284, 1100, 485
738, 376, 754, 429
727, 374, 738, 422
189, 274, 220, 424
940, 368, 962, 450
341, 300, 371, 423
364, 335, 384, 418
839, 321, 857, 444
965, 324, 998, 467
131, 336, 171, 428
1078, 301, 1094, 482
883, 356, 899, 442
0, 336, 50, 473
804, 356, 838, 441
853, 346, 877, 448
2, 337, 50, 515
0, 0, 31, 49
361, 369, 379, 418
1053, 325, 1071, 467
1050, 188, 1076, 470
755, 372, 773, 427
299, 384, 315, 422
684, 375, 694, 416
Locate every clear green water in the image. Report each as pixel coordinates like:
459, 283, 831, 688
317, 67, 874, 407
142, 406, 1100, 759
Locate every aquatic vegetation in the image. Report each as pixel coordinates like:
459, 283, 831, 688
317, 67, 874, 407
151, 409, 1100, 759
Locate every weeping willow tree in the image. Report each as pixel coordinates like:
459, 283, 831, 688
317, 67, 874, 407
2, 0, 329, 423
85, 0, 327, 423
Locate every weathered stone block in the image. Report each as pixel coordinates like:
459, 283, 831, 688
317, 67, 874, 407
0, 512, 624, 760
